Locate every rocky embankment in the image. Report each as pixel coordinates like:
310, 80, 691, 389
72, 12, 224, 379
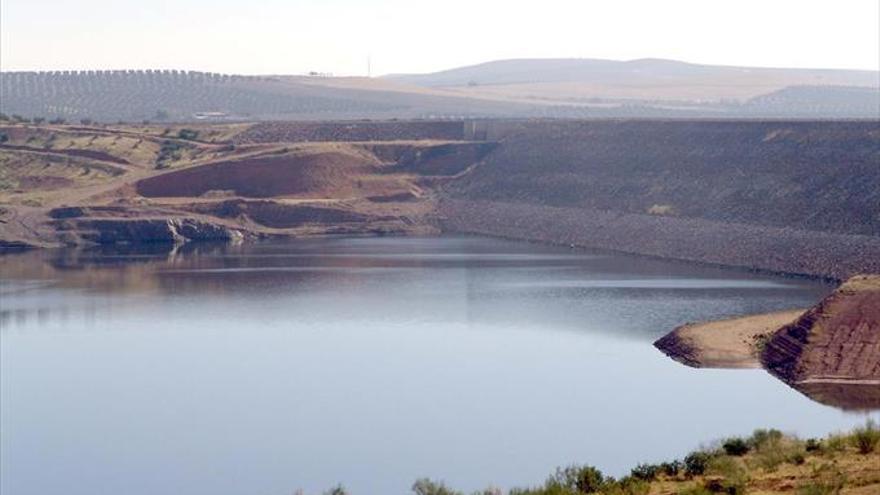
441, 120, 880, 279
439, 199, 880, 280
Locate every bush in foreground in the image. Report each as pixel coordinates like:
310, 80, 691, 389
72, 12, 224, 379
299, 422, 878, 495
722, 437, 750, 456
851, 419, 879, 454
412, 478, 462, 495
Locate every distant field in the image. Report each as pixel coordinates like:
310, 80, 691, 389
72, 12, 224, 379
1, 58, 878, 122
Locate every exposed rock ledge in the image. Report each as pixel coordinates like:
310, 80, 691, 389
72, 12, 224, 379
54, 218, 245, 245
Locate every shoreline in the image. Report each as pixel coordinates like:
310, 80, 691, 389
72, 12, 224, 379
437, 199, 880, 281
653, 309, 805, 369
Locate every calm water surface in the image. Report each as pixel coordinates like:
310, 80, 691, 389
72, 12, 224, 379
1, 236, 876, 494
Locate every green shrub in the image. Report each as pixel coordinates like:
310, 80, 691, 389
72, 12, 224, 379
177, 128, 199, 140
629, 463, 659, 481
156, 139, 187, 166
851, 419, 880, 454
412, 478, 462, 495
706, 456, 748, 494
322, 485, 349, 495
660, 460, 683, 477
549, 465, 607, 494
684, 452, 712, 477
745, 429, 806, 472
601, 476, 650, 495
722, 438, 750, 456
470, 487, 502, 495
805, 438, 822, 453
748, 429, 783, 450
823, 434, 848, 454
750, 442, 803, 472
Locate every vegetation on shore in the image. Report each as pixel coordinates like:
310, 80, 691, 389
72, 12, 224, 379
307, 422, 880, 495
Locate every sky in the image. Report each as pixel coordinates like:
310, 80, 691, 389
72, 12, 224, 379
1, 0, 878, 75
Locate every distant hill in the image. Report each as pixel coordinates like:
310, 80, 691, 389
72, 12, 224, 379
387, 58, 880, 116
1, 59, 878, 122
387, 57, 876, 93
743, 85, 880, 116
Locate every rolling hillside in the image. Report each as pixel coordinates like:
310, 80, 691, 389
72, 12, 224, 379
387, 58, 877, 97
1, 58, 878, 122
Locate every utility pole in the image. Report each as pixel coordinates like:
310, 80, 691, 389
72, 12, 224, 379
367, 55, 372, 78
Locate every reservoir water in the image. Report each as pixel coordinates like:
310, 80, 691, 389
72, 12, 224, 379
1, 236, 876, 494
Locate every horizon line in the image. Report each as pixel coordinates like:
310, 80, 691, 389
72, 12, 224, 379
2, 56, 879, 77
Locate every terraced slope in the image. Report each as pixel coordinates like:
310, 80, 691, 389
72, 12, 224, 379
762, 275, 880, 384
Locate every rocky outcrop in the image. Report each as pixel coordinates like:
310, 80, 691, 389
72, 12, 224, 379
57, 218, 244, 245
761, 274, 880, 384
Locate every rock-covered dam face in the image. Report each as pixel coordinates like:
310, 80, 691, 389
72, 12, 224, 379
439, 119, 880, 279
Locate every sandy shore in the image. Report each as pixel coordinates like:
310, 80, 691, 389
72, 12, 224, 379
654, 309, 805, 369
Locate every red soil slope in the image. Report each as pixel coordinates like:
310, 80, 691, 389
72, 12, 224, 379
136, 149, 380, 198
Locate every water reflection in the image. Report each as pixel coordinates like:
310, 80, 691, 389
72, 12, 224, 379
791, 382, 880, 411
0, 238, 832, 338
1, 236, 875, 495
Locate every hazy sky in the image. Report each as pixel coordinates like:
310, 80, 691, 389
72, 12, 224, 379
2, 0, 878, 75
